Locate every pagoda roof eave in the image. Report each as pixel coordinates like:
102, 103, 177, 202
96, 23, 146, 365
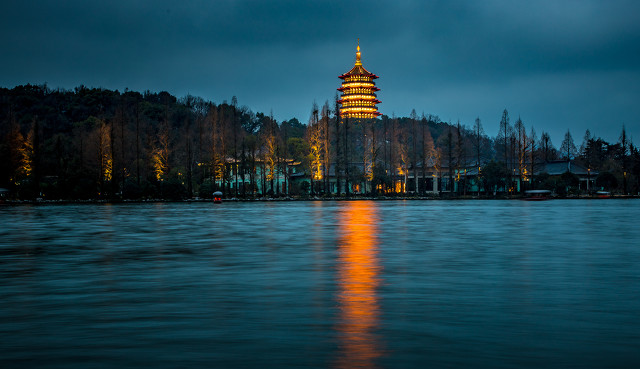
339, 64, 379, 79
339, 73, 379, 80
336, 99, 381, 104
337, 86, 380, 92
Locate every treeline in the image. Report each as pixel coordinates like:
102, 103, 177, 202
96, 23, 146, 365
1, 84, 639, 199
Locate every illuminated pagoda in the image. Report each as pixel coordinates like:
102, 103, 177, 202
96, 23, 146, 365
338, 40, 381, 119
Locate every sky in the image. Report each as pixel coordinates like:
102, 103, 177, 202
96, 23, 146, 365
2, 0, 639, 146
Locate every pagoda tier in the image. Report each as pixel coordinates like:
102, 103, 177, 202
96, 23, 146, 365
338, 42, 381, 119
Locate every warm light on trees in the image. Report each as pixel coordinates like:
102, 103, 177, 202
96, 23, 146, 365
152, 123, 169, 181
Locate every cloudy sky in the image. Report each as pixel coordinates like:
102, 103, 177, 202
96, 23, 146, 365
2, 0, 639, 145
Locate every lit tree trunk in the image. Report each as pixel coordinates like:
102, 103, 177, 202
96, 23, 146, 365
344, 116, 350, 197
323, 102, 331, 194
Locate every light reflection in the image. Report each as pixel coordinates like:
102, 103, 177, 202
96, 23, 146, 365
334, 201, 383, 368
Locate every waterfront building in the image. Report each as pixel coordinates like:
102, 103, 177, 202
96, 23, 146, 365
337, 41, 381, 119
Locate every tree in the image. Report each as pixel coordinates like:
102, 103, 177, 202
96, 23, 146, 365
99, 120, 113, 194
472, 116, 484, 167
307, 103, 323, 195
362, 116, 375, 193
262, 112, 278, 195
539, 131, 556, 162
322, 101, 331, 193
560, 129, 578, 160
152, 121, 169, 183
514, 117, 528, 192
442, 124, 454, 193
411, 109, 419, 193
396, 118, 409, 193
619, 125, 630, 194
499, 109, 511, 188
334, 95, 342, 195
528, 127, 537, 189
455, 121, 466, 195
480, 160, 508, 196
596, 171, 618, 191
421, 114, 435, 195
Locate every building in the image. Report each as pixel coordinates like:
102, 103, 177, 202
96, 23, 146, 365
337, 41, 381, 119
536, 160, 598, 192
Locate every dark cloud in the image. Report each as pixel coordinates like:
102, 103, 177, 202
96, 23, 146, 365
1, 0, 639, 144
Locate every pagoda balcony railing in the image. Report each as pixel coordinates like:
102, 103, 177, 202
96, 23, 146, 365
339, 101, 381, 108
340, 92, 378, 98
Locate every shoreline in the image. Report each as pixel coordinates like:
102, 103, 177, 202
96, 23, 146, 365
2, 194, 639, 205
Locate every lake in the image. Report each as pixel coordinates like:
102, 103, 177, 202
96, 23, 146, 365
1, 200, 639, 368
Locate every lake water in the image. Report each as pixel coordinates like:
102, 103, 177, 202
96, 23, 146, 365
1, 200, 640, 368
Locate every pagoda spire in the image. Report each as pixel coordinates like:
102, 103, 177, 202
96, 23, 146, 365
337, 39, 381, 119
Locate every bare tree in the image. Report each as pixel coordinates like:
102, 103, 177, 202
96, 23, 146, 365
529, 127, 537, 189
334, 95, 342, 195
499, 109, 511, 188
420, 114, 434, 194
539, 131, 555, 162
472, 117, 484, 167
322, 101, 331, 193
619, 125, 629, 194
411, 109, 418, 193
514, 117, 528, 192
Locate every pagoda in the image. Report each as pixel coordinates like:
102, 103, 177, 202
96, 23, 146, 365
338, 41, 381, 119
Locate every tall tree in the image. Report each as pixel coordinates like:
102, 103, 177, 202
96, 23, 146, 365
446, 124, 454, 193
152, 121, 169, 183
420, 114, 434, 194
619, 125, 629, 194
472, 117, 484, 167
322, 101, 331, 193
263, 112, 278, 195
307, 103, 322, 195
455, 121, 466, 195
344, 115, 350, 196
411, 109, 419, 193
99, 120, 113, 194
560, 129, 578, 160
529, 127, 537, 189
539, 131, 555, 162
231, 96, 239, 197
334, 96, 342, 195
499, 109, 511, 187
514, 117, 528, 192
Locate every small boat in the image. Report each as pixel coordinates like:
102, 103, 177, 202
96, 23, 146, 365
524, 190, 551, 201
213, 191, 223, 204
596, 191, 610, 198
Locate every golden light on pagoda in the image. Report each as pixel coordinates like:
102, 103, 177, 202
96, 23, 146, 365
338, 40, 381, 119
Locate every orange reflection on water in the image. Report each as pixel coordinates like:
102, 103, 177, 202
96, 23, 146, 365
335, 201, 383, 368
